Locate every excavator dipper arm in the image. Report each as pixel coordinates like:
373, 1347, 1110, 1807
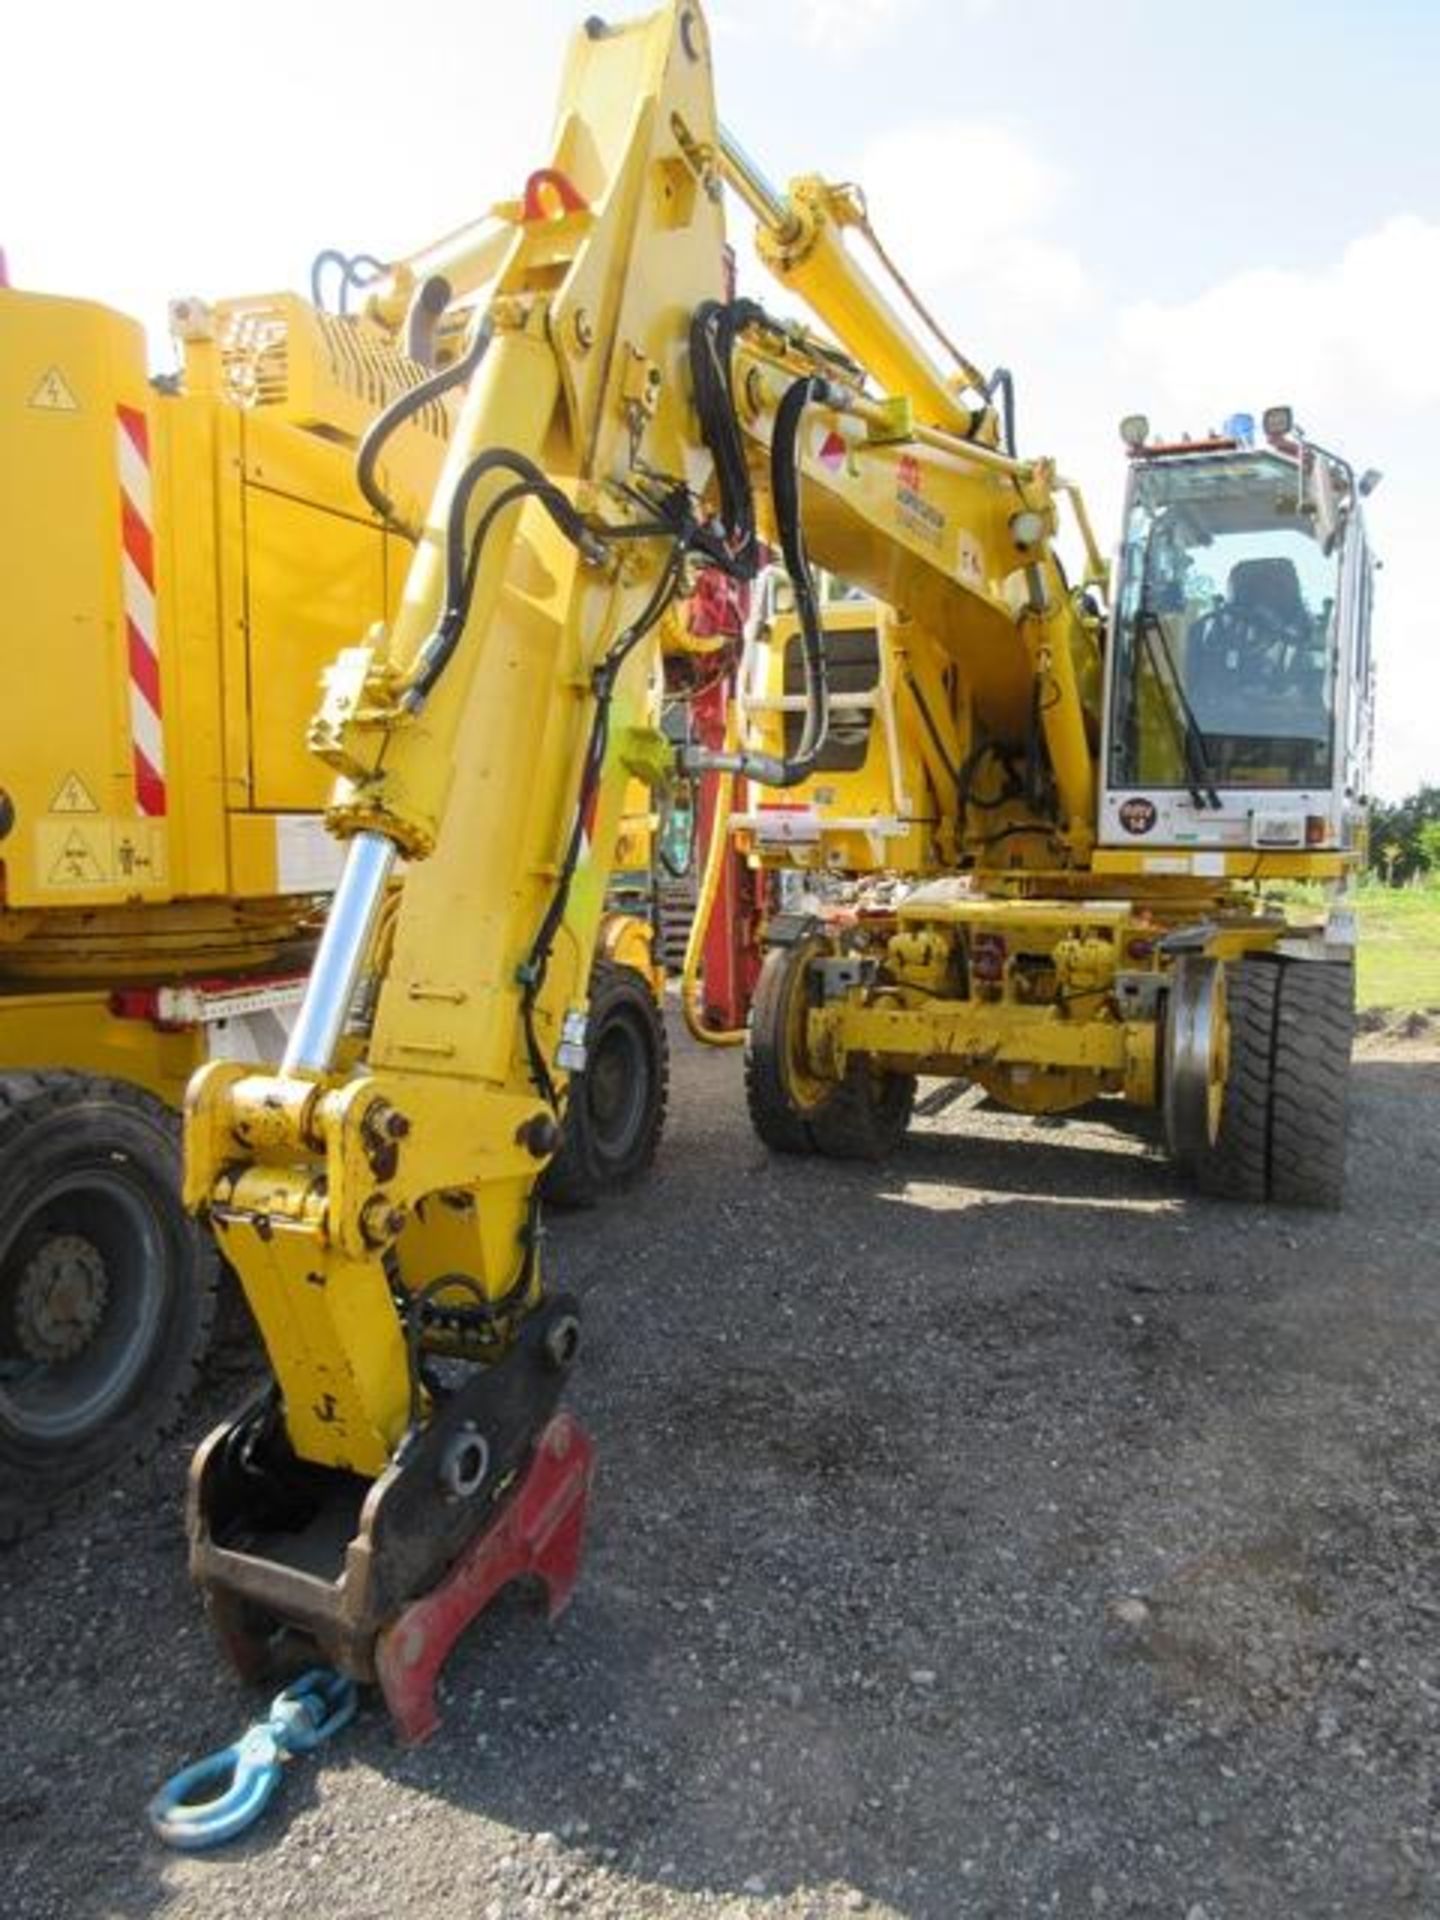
183, 2, 735, 1711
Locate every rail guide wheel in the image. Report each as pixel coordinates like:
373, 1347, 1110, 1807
0, 1072, 217, 1543
1163, 955, 1230, 1164
746, 935, 914, 1161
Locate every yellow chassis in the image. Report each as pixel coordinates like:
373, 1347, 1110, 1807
793, 884, 1299, 1119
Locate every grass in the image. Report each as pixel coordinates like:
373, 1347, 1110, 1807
1274, 879, 1440, 1012
1348, 883, 1440, 1013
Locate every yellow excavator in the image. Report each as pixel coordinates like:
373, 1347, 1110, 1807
0, 247, 667, 1540
166, 0, 1373, 1735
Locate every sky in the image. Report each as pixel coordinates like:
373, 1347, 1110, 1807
5, 0, 1436, 798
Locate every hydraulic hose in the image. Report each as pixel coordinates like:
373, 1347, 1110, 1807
986, 366, 1016, 457
403, 448, 605, 709
681, 373, 834, 790
680, 708, 746, 1048
687, 298, 768, 579
311, 248, 387, 316
355, 313, 494, 535
403, 274, 454, 370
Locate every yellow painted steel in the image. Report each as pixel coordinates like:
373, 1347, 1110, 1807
187, 0, 729, 1472
1090, 848, 1349, 882
0, 993, 204, 1104
730, 341, 1101, 858
178, 0, 1360, 1495
0, 284, 444, 971
710, 119, 1351, 1128
749, 175, 982, 440
737, 596, 944, 876
810, 998, 1130, 1074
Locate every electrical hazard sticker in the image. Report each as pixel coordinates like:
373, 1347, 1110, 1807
28, 366, 80, 412
48, 771, 100, 814
35, 818, 167, 891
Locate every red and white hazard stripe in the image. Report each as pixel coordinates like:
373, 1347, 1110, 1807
116, 405, 166, 816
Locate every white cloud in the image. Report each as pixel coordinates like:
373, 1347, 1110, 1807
1119, 215, 1440, 418
852, 119, 1092, 325
1115, 215, 1440, 799
795, 0, 919, 49
716, 0, 994, 55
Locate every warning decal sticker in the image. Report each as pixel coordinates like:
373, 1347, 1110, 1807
813, 425, 848, 475
28, 367, 80, 412
34, 818, 167, 891
48, 771, 100, 814
46, 827, 107, 886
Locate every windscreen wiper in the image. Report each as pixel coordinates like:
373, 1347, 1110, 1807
1135, 608, 1222, 809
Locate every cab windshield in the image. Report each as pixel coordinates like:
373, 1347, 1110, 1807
1108, 451, 1338, 795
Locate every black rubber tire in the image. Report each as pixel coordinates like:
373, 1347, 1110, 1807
543, 961, 669, 1209
745, 940, 822, 1154
1269, 960, 1354, 1210
0, 1072, 218, 1544
1192, 957, 1278, 1202
1187, 956, 1353, 1208
746, 939, 916, 1162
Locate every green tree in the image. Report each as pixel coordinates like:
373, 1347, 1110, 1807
1369, 785, 1440, 884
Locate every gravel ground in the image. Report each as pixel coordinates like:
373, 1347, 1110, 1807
3, 1025, 1439, 1920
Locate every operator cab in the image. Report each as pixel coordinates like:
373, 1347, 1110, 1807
1098, 410, 1376, 862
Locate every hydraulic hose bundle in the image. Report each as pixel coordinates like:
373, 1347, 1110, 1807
681, 302, 838, 790
344, 295, 838, 1107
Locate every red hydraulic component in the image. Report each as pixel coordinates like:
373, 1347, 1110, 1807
374, 1413, 595, 1745
521, 168, 589, 222
690, 674, 765, 1030
670, 565, 768, 1032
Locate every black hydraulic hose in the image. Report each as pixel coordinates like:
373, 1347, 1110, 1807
1025, 676, 1044, 811
311, 248, 387, 316
986, 366, 1016, 457
678, 372, 836, 790
687, 298, 767, 579
519, 544, 688, 1109
769, 374, 830, 768
405, 449, 605, 708
404, 274, 454, 369
955, 734, 1026, 816
355, 314, 494, 535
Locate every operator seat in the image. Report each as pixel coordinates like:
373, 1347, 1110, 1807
1189, 553, 1312, 715
1227, 556, 1307, 631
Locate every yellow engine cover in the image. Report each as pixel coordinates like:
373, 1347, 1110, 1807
0, 286, 439, 948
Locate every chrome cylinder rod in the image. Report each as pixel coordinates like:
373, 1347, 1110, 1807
282, 830, 397, 1077
716, 124, 793, 238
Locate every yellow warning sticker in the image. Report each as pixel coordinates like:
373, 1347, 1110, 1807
28, 366, 80, 412
35, 819, 168, 891
48, 771, 100, 814
112, 825, 166, 885
45, 826, 107, 885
